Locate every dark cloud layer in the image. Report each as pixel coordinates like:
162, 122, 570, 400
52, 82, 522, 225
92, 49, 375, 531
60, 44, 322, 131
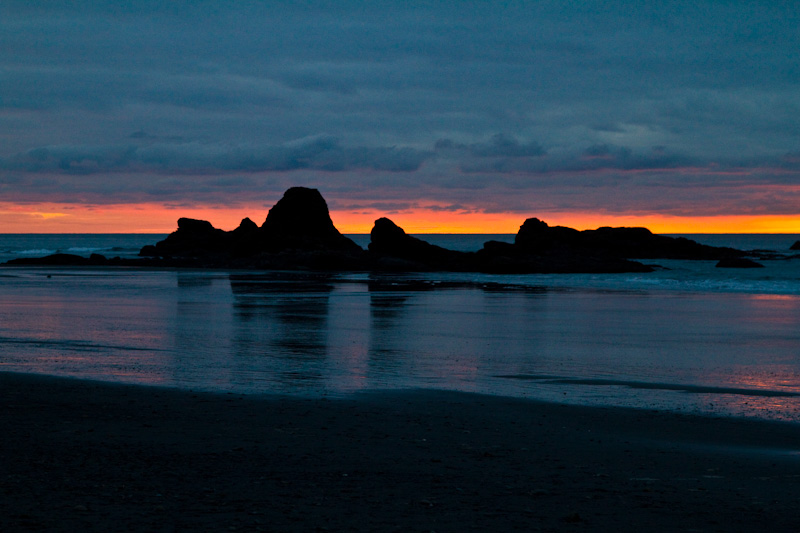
1, 0, 799, 219
1, 136, 431, 175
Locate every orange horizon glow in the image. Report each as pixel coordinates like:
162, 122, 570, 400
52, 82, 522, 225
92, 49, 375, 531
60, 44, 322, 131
2, 202, 800, 235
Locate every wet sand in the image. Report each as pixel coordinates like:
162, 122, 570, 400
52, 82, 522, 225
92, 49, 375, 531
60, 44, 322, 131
2, 372, 799, 532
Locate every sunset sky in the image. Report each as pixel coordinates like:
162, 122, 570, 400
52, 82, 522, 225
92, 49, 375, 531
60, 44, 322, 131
2, 1, 799, 233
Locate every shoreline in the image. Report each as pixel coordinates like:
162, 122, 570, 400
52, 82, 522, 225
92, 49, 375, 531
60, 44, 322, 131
2, 372, 799, 531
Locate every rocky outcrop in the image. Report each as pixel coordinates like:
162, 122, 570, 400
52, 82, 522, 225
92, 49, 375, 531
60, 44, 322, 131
515, 218, 581, 250
515, 218, 743, 260
791, 241, 800, 251
260, 187, 361, 253
139, 187, 361, 264
228, 217, 261, 256
5, 187, 756, 274
475, 221, 653, 274
5, 253, 111, 266
139, 217, 229, 258
366, 216, 752, 273
366, 217, 653, 273
716, 257, 764, 268
368, 218, 472, 270
475, 241, 653, 274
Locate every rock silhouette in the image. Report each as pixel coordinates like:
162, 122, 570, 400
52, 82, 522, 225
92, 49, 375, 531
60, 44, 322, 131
6, 187, 758, 273
4, 253, 110, 266
368, 217, 471, 270
139, 187, 361, 266
715, 257, 764, 268
367, 216, 754, 273
363, 217, 654, 273
139, 217, 229, 259
791, 241, 800, 251
515, 218, 743, 260
260, 187, 361, 253
472, 219, 652, 274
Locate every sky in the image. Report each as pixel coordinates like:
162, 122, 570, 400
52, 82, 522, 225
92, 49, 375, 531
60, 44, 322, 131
1, 0, 799, 233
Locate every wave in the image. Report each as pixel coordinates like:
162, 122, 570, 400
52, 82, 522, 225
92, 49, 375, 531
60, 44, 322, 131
495, 374, 800, 397
18, 248, 58, 255
0, 335, 167, 353
66, 246, 107, 253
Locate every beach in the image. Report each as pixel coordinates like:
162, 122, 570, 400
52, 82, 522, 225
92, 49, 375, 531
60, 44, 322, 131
3, 266, 800, 422
2, 372, 799, 532
6, 0, 800, 529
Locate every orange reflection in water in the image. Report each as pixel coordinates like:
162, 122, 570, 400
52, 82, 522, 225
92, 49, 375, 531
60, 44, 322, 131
696, 370, 800, 422
709, 394, 800, 422
697, 293, 800, 419
731, 372, 800, 394
749, 294, 800, 301
2, 284, 173, 387
745, 294, 800, 326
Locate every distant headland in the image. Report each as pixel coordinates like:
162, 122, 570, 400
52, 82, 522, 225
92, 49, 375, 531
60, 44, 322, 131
5, 187, 764, 272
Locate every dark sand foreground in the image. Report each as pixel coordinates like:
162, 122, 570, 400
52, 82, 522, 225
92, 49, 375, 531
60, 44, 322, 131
2, 372, 799, 532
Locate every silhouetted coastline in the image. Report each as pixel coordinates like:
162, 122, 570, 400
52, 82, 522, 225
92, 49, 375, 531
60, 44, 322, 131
4, 187, 760, 272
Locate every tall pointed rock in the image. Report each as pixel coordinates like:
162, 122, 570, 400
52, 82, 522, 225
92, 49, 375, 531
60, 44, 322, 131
260, 187, 360, 252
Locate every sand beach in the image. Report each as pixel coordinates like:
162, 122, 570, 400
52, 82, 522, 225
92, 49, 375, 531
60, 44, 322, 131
2, 371, 799, 532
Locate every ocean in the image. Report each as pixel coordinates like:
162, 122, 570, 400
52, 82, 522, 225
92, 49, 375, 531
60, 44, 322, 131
1, 233, 800, 422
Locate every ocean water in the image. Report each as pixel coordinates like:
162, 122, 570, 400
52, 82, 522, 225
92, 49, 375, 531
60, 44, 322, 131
0, 234, 166, 265
1, 233, 800, 422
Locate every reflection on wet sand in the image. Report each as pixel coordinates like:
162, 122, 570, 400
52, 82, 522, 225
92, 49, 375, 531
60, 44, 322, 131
3, 269, 799, 421
231, 273, 333, 357
229, 273, 333, 388
364, 277, 552, 392
0, 271, 178, 385
367, 279, 416, 374
368, 280, 414, 323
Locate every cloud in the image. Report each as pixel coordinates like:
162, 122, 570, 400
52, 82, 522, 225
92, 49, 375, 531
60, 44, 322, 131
2, 130, 799, 220
1, 1, 799, 220
582, 144, 621, 160
449, 140, 701, 175
1, 136, 433, 175
436, 134, 546, 158
781, 151, 800, 165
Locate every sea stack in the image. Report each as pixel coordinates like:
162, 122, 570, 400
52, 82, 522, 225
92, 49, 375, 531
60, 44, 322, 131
368, 217, 470, 270
715, 257, 764, 268
140, 187, 361, 262
260, 187, 360, 252
109, 188, 753, 272
139, 217, 229, 258
515, 218, 581, 251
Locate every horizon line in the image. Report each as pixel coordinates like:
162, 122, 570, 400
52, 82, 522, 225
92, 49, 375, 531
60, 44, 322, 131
3, 202, 800, 234
3, 231, 800, 236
